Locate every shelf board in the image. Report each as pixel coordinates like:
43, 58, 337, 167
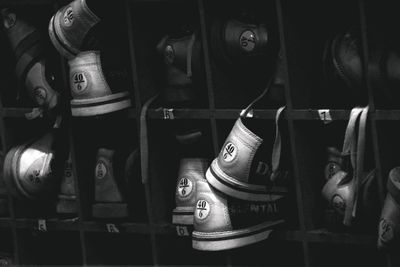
1, 107, 137, 119
4, 107, 400, 121
0, 0, 54, 5
0, 218, 379, 245
147, 108, 278, 120
306, 228, 377, 245
291, 109, 350, 120
2, 108, 37, 118
374, 110, 400, 120
0, 218, 172, 234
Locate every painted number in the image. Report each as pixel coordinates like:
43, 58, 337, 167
38, 219, 47, 232
176, 225, 190, 237
106, 223, 120, 233
318, 109, 332, 124
163, 108, 174, 120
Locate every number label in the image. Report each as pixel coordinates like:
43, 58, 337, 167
106, 223, 120, 233
240, 30, 256, 52
72, 72, 88, 94
176, 225, 190, 237
95, 161, 107, 179
177, 178, 193, 197
195, 200, 210, 220
318, 109, 332, 124
163, 109, 174, 120
63, 7, 74, 27
38, 219, 47, 232
223, 142, 237, 162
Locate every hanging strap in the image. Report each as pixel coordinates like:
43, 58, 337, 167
53, 115, 63, 129
353, 106, 369, 217
341, 107, 363, 168
239, 76, 274, 118
140, 94, 159, 184
186, 33, 195, 78
342, 106, 368, 226
270, 106, 286, 182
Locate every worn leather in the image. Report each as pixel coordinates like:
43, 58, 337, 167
1, 9, 59, 110
68, 51, 111, 99
193, 179, 232, 233
324, 147, 343, 181
322, 107, 377, 227
49, 0, 100, 59
94, 148, 124, 203
211, 17, 271, 70
322, 107, 362, 222
378, 167, 400, 250
216, 118, 262, 185
3, 133, 57, 200
0, 152, 8, 215
322, 30, 363, 104
25, 60, 59, 110
175, 158, 209, 210
156, 32, 198, 105
224, 19, 269, 60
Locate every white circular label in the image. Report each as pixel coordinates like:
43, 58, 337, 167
177, 177, 193, 197
379, 219, 394, 244
222, 142, 237, 162
324, 162, 341, 180
195, 200, 210, 220
332, 194, 345, 214
95, 162, 107, 179
3, 12, 16, 29
34, 87, 47, 106
64, 162, 72, 178
164, 45, 175, 64
63, 7, 74, 27
72, 72, 88, 94
240, 30, 256, 52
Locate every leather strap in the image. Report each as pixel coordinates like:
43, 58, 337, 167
240, 75, 274, 118
353, 106, 369, 217
343, 106, 368, 226
341, 107, 363, 168
270, 106, 286, 182
186, 33, 195, 78
140, 94, 159, 184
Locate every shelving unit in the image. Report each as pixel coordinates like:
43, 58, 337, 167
0, 0, 399, 266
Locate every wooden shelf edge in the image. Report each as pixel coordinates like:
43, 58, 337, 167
1, 107, 137, 119
4, 107, 400, 121
0, 218, 380, 245
306, 228, 377, 245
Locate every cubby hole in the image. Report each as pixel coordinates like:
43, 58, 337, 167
2, 117, 70, 219
292, 120, 378, 233
156, 234, 227, 266
146, 119, 214, 224
17, 229, 83, 265
0, 143, 10, 218
228, 239, 304, 267
280, 0, 367, 109
0, 229, 14, 265
375, 121, 400, 195
83, 232, 153, 266
129, 0, 207, 108
0, 4, 63, 109
204, 0, 283, 109
364, 1, 400, 109
71, 113, 145, 222
308, 242, 386, 267
216, 118, 299, 230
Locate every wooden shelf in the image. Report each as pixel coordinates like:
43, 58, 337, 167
4, 107, 400, 121
0, 107, 137, 119
306, 229, 377, 245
